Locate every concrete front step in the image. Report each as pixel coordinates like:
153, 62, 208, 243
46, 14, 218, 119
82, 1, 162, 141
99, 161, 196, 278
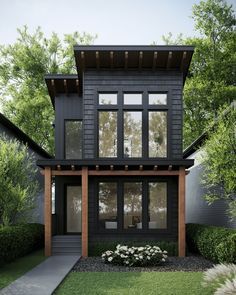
52, 242, 81, 247
52, 235, 81, 256
52, 252, 81, 256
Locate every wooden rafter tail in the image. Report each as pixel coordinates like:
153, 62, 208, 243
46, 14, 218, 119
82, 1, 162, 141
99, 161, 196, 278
180, 51, 187, 72
96, 165, 99, 171
57, 165, 61, 171
168, 165, 172, 171
110, 51, 114, 69
139, 165, 143, 171
124, 51, 128, 70
110, 165, 114, 171
64, 79, 68, 96
51, 79, 56, 97
81, 51, 85, 70
139, 51, 143, 70
125, 165, 128, 171
76, 79, 79, 96
167, 51, 172, 69
153, 165, 158, 171
152, 51, 158, 71
96, 51, 100, 69
71, 165, 75, 171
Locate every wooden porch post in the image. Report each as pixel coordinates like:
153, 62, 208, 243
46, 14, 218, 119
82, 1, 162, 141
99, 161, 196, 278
44, 166, 52, 256
82, 166, 88, 257
178, 166, 186, 257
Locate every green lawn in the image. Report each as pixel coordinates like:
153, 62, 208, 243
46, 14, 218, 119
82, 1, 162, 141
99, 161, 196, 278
0, 249, 46, 290
54, 272, 213, 295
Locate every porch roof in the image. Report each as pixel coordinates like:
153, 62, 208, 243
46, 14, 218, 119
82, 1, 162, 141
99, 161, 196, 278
37, 158, 194, 170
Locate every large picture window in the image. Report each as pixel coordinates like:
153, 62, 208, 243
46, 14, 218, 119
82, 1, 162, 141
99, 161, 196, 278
99, 111, 117, 157
99, 182, 117, 229
124, 111, 142, 157
65, 121, 82, 159
148, 182, 167, 229
124, 182, 142, 229
149, 111, 167, 157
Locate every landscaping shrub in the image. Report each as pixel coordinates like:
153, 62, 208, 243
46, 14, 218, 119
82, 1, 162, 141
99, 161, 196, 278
186, 223, 236, 263
89, 240, 177, 257
102, 244, 168, 267
0, 223, 44, 265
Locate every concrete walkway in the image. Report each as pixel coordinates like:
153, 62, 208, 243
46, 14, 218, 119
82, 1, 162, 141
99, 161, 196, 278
0, 255, 80, 295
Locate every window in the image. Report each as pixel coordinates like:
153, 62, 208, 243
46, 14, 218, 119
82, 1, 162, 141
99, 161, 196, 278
149, 111, 167, 157
99, 182, 117, 229
99, 93, 117, 105
124, 93, 142, 105
124, 112, 142, 157
148, 182, 167, 229
65, 121, 82, 159
124, 182, 142, 229
149, 93, 167, 105
99, 111, 117, 157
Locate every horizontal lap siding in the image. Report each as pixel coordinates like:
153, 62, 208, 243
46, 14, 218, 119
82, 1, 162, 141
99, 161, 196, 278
83, 70, 183, 159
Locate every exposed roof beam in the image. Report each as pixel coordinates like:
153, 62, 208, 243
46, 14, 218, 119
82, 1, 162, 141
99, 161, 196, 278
64, 79, 68, 96
152, 51, 158, 71
139, 165, 143, 171
167, 51, 172, 69
180, 51, 187, 72
96, 165, 99, 171
124, 51, 128, 70
81, 51, 85, 70
110, 51, 114, 69
51, 79, 57, 97
154, 165, 158, 171
125, 165, 128, 171
57, 165, 61, 171
71, 165, 75, 171
139, 51, 143, 70
168, 165, 172, 171
96, 51, 100, 70
110, 165, 114, 171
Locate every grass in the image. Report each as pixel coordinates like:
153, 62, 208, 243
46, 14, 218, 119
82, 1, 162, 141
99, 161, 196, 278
54, 272, 213, 295
0, 249, 46, 290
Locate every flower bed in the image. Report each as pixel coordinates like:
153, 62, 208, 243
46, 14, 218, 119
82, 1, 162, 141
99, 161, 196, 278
102, 244, 168, 267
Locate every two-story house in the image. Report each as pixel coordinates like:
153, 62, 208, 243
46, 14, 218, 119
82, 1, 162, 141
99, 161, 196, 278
37, 45, 194, 257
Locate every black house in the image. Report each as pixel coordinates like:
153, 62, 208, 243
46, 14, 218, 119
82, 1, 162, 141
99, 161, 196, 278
38, 45, 194, 257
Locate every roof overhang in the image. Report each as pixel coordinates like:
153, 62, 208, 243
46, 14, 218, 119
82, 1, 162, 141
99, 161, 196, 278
74, 45, 194, 94
45, 74, 79, 108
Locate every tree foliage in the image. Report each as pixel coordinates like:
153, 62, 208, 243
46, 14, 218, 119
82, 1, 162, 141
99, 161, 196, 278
0, 136, 39, 226
0, 26, 96, 154
200, 106, 236, 220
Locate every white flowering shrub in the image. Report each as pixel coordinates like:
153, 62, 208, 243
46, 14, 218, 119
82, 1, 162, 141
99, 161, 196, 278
202, 263, 236, 295
101, 244, 168, 267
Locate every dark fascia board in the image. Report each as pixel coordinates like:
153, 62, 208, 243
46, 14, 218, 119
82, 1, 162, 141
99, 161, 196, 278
183, 132, 208, 159
37, 158, 194, 169
45, 74, 79, 108
0, 113, 52, 159
74, 45, 195, 52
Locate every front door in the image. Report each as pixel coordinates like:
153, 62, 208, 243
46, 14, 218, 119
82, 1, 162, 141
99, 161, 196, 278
66, 185, 82, 233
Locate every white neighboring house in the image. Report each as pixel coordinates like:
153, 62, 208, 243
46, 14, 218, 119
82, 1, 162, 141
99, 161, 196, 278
184, 132, 236, 229
0, 112, 52, 224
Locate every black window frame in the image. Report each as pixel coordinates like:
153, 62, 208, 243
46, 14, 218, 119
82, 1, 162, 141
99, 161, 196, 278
95, 87, 171, 160
95, 177, 172, 234
64, 119, 83, 160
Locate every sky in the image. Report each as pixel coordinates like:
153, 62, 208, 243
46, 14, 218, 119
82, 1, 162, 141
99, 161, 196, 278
0, 0, 236, 45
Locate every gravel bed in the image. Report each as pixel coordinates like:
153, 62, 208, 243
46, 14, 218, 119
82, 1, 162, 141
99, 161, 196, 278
73, 256, 214, 272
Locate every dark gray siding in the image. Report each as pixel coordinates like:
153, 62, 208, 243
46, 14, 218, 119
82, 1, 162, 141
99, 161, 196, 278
83, 70, 183, 160
55, 94, 83, 158
186, 150, 236, 228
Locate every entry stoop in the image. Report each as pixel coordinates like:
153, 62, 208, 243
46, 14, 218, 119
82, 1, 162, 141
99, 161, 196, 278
52, 235, 81, 256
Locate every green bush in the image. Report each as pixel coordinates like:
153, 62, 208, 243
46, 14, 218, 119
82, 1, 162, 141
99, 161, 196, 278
89, 240, 178, 257
186, 223, 236, 263
0, 223, 44, 265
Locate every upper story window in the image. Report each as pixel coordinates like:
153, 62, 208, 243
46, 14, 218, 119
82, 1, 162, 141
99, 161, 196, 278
65, 121, 82, 159
99, 111, 117, 157
149, 93, 167, 105
124, 111, 142, 157
99, 93, 117, 105
149, 111, 167, 157
124, 93, 142, 105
